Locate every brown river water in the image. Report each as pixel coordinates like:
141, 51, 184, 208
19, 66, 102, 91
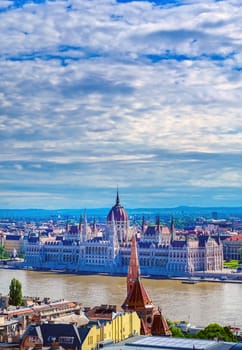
0, 269, 241, 328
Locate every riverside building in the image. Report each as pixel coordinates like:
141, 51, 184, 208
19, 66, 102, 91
24, 192, 223, 276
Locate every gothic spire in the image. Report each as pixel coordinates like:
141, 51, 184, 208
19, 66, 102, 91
170, 216, 175, 241
123, 229, 171, 337
127, 234, 140, 293
93, 217, 97, 234
141, 215, 145, 234
122, 234, 155, 335
156, 215, 160, 230
79, 215, 82, 232
83, 209, 88, 240
66, 216, 69, 232
116, 186, 120, 206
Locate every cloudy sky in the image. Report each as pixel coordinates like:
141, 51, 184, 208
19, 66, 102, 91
0, 0, 242, 209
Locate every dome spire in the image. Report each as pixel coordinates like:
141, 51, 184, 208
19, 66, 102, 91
116, 186, 120, 206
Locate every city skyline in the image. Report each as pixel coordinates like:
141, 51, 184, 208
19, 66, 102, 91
1, 0, 242, 209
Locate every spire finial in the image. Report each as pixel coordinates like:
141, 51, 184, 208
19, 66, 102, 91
116, 185, 120, 206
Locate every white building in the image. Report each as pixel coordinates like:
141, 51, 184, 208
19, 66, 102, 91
24, 192, 223, 276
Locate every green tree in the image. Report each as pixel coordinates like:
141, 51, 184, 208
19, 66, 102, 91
194, 323, 237, 342
0, 245, 4, 259
170, 326, 185, 338
0, 245, 10, 259
8, 278, 22, 306
239, 248, 242, 264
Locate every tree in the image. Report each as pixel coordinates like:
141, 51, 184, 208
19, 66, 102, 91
194, 323, 237, 342
0, 245, 10, 259
8, 278, 22, 306
239, 247, 242, 264
170, 326, 185, 338
166, 320, 186, 338
0, 245, 4, 259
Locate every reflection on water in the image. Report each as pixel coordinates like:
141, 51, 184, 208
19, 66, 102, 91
0, 269, 241, 328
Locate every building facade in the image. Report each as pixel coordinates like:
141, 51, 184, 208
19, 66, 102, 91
223, 235, 242, 261
20, 309, 140, 350
24, 192, 224, 277
2, 234, 24, 257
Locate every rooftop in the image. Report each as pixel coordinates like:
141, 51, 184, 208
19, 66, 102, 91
106, 336, 236, 350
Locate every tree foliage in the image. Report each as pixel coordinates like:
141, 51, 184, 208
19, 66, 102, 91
8, 278, 22, 306
194, 323, 237, 342
224, 260, 239, 269
170, 326, 185, 338
239, 248, 242, 264
0, 245, 10, 259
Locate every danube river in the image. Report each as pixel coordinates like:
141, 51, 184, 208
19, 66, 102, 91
0, 269, 241, 328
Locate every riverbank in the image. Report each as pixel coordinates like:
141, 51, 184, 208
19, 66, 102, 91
1, 268, 242, 328
169, 276, 242, 284
1, 261, 242, 284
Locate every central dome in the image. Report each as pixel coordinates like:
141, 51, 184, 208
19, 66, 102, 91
107, 191, 128, 223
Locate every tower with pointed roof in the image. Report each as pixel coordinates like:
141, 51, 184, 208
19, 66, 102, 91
126, 234, 141, 294
83, 209, 88, 241
122, 235, 171, 336
110, 211, 119, 250
106, 189, 130, 242
170, 216, 176, 242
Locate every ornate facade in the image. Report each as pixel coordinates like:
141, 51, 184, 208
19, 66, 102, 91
24, 192, 224, 276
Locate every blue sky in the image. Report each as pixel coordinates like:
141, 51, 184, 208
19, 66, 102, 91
0, 0, 242, 209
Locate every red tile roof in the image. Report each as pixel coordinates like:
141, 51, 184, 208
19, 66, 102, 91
122, 277, 154, 310
227, 235, 242, 241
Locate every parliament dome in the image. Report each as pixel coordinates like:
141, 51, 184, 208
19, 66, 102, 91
107, 191, 129, 223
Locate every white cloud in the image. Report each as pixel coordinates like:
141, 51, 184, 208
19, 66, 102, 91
190, 169, 242, 188
0, 0, 242, 208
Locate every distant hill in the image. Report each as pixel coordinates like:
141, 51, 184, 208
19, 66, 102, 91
0, 206, 242, 222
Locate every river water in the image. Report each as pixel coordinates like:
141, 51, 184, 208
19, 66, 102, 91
0, 269, 241, 329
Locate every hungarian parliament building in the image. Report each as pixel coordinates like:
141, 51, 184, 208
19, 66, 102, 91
24, 192, 224, 276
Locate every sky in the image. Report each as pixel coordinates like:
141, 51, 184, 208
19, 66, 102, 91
0, 0, 242, 209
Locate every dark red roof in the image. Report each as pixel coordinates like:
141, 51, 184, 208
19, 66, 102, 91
152, 309, 172, 336
122, 277, 154, 310
227, 235, 242, 241
86, 304, 122, 320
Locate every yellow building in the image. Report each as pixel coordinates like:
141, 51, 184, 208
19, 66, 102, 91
82, 311, 140, 350
20, 309, 140, 350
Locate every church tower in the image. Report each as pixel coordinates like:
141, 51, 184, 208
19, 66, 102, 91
126, 234, 141, 294
122, 235, 171, 336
